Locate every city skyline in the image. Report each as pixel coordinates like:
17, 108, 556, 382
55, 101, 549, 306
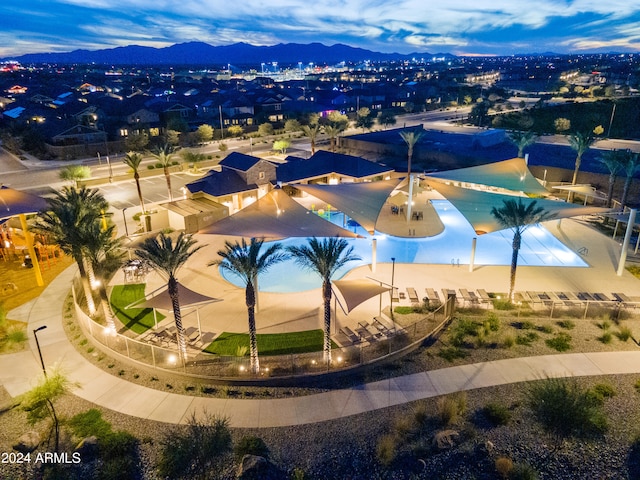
2, 0, 640, 59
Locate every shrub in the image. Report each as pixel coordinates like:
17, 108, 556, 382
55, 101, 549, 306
376, 434, 397, 466
589, 383, 616, 402
493, 299, 515, 310
502, 335, 515, 348
495, 457, 514, 478
634, 379, 640, 393
97, 431, 140, 480
615, 326, 633, 342
598, 320, 612, 330
557, 319, 576, 330
413, 404, 429, 427
438, 347, 468, 362
485, 312, 500, 332
482, 402, 512, 426
437, 392, 467, 426
67, 409, 112, 439
157, 412, 232, 479
528, 377, 608, 439
598, 331, 613, 344
545, 332, 572, 351
234, 435, 269, 459
511, 463, 540, 480
519, 321, 535, 330
516, 332, 539, 346
537, 325, 553, 334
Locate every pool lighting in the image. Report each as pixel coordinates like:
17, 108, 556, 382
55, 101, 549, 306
239, 365, 246, 372
168, 354, 177, 365
336, 356, 343, 363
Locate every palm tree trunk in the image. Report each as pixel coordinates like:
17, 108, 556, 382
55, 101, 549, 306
168, 277, 187, 361
164, 167, 173, 201
569, 155, 582, 202
322, 280, 332, 364
509, 232, 521, 301
75, 253, 96, 315
98, 282, 116, 332
621, 177, 633, 210
606, 173, 615, 208
134, 172, 146, 213
246, 282, 260, 373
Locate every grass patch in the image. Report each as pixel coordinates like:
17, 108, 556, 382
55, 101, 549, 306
109, 284, 165, 334
438, 346, 469, 362
545, 332, 572, 351
203, 330, 335, 356
393, 306, 414, 315
515, 331, 539, 346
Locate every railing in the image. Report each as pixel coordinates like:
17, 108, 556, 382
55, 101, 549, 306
72, 279, 455, 383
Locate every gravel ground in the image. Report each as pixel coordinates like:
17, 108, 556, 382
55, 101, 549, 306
2, 304, 640, 479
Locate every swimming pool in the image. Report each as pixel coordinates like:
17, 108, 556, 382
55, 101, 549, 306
220, 200, 587, 292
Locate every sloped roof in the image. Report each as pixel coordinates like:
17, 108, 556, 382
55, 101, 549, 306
132, 282, 222, 311
0, 186, 49, 220
199, 188, 359, 239
295, 179, 402, 234
220, 152, 263, 172
333, 279, 391, 314
276, 151, 393, 183
427, 182, 611, 235
426, 157, 549, 195
186, 168, 256, 197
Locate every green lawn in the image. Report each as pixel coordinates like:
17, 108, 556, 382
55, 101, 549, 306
204, 330, 337, 356
110, 284, 165, 334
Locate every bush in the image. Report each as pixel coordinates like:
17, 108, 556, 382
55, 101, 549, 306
437, 392, 467, 426
537, 325, 553, 334
545, 332, 572, 351
157, 412, 231, 479
495, 457, 514, 478
234, 435, 269, 459
589, 383, 616, 402
511, 463, 540, 480
376, 434, 398, 466
67, 409, 112, 439
516, 332, 539, 346
502, 335, 515, 348
482, 402, 512, 426
97, 431, 140, 480
485, 312, 501, 332
598, 331, 613, 344
615, 326, 633, 342
528, 377, 608, 439
557, 319, 576, 330
493, 299, 515, 310
438, 346, 468, 362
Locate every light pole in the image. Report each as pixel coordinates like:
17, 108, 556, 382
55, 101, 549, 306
390, 257, 396, 321
33, 325, 47, 377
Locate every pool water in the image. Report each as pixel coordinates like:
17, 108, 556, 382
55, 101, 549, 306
220, 200, 587, 292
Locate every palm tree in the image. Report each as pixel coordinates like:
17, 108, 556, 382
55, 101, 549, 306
400, 129, 425, 222
150, 143, 177, 201
491, 199, 556, 301
597, 150, 624, 208
324, 124, 346, 152
287, 237, 361, 364
508, 130, 538, 158
122, 151, 146, 214
35, 187, 110, 316
300, 123, 321, 155
135, 232, 203, 362
568, 131, 596, 200
82, 222, 123, 333
210, 238, 288, 373
620, 151, 640, 210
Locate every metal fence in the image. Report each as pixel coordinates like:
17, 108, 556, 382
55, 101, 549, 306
72, 281, 455, 381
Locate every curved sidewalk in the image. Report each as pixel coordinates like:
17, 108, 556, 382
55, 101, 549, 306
2, 265, 640, 428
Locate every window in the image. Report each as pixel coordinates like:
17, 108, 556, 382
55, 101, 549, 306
259, 171, 265, 180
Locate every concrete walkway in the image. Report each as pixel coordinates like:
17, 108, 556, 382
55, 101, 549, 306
3, 263, 640, 429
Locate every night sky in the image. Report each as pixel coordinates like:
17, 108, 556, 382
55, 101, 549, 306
2, 0, 640, 58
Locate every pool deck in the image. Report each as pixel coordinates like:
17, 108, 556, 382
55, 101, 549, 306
111, 214, 640, 339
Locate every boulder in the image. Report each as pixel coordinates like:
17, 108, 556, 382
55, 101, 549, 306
432, 429, 460, 450
236, 454, 272, 479
13, 431, 40, 453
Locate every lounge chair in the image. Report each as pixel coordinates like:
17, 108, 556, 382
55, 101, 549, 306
459, 289, 478, 305
476, 289, 491, 303
391, 287, 400, 302
407, 287, 420, 303
359, 321, 383, 339
425, 288, 440, 303
341, 326, 360, 343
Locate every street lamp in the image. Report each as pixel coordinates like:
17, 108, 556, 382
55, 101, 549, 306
33, 325, 47, 377
390, 257, 396, 321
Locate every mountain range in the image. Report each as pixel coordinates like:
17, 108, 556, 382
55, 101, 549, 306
5, 41, 452, 66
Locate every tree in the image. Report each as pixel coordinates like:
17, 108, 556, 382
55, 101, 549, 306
468, 101, 490, 126
355, 107, 374, 131
568, 131, 596, 197
400, 129, 425, 222
377, 110, 397, 129
124, 131, 149, 151
227, 125, 244, 137
597, 150, 624, 208
135, 232, 203, 362
324, 124, 345, 152
36, 186, 110, 316
180, 150, 207, 173
122, 151, 146, 215
508, 130, 538, 158
554, 117, 571, 133
210, 238, 288, 373
273, 139, 290, 155
59, 165, 91, 187
619, 151, 640, 210
258, 122, 274, 137
490, 199, 555, 301
287, 237, 361, 364
284, 119, 301, 132
20, 367, 78, 452
165, 129, 181, 146
150, 143, 177, 201
327, 111, 349, 130
194, 124, 214, 144
300, 123, 321, 155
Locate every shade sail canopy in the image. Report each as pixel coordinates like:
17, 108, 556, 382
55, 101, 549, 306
426, 157, 549, 195
131, 282, 222, 311
199, 187, 359, 239
0, 186, 49, 220
427, 182, 611, 235
295, 179, 402, 234
333, 279, 391, 314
